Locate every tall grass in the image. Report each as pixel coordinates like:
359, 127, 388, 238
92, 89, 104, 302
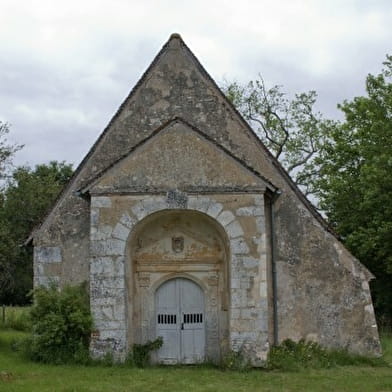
0, 306, 31, 331
0, 330, 391, 392
267, 339, 388, 371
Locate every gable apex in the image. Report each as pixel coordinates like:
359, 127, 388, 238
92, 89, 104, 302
32, 33, 334, 244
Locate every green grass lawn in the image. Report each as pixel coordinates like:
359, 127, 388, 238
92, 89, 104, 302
0, 330, 391, 392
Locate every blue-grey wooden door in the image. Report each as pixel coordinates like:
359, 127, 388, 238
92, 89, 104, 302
156, 278, 205, 364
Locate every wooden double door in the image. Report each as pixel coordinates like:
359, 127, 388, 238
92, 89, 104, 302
155, 278, 205, 364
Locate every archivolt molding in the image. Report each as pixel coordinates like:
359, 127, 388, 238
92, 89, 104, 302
89, 193, 266, 360
91, 194, 249, 254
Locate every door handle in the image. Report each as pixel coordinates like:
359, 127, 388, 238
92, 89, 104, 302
181, 322, 184, 330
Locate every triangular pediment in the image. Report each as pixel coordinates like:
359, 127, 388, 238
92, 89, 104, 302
31, 33, 341, 253
82, 119, 273, 194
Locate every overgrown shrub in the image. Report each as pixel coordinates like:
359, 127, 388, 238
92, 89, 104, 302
267, 339, 386, 371
126, 337, 163, 367
25, 283, 92, 364
220, 349, 251, 372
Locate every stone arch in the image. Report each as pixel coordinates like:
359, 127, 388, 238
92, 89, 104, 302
125, 206, 231, 362
89, 193, 267, 362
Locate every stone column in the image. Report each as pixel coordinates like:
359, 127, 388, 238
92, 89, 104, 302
89, 196, 128, 360
228, 194, 269, 365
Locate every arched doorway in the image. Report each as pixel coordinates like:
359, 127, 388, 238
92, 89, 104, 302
155, 278, 205, 364
126, 209, 230, 363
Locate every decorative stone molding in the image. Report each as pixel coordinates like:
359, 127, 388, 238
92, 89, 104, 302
166, 190, 188, 208
138, 272, 151, 288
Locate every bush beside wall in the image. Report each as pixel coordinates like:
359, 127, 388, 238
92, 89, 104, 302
26, 283, 92, 364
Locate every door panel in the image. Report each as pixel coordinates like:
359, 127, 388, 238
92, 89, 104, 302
179, 279, 205, 363
156, 279, 180, 363
156, 278, 205, 364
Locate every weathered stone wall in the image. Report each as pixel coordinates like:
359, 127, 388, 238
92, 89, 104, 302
33, 246, 62, 287
33, 34, 381, 359
274, 194, 381, 355
89, 192, 270, 364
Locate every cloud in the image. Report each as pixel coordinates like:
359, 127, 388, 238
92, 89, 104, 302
0, 0, 391, 167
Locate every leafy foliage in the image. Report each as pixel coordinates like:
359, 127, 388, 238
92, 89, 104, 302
223, 58, 392, 325
267, 339, 386, 371
0, 306, 31, 331
0, 161, 73, 305
127, 337, 163, 367
223, 77, 335, 197
0, 121, 23, 180
25, 284, 92, 364
311, 56, 392, 326
220, 348, 251, 372
267, 339, 331, 371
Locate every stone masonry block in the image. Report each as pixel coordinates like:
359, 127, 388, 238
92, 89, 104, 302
93, 276, 125, 290
92, 306, 114, 320
226, 221, 244, 238
33, 262, 44, 276
217, 210, 235, 227
255, 216, 265, 234
120, 213, 136, 229
243, 256, 259, 269
91, 239, 125, 256
91, 297, 118, 306
231, 278, 240, 289
131, 202, 148, 220
98, 328, 126, 340
90, 256, 124, 277
231, 237, 250, 255
93, 319, 125, 330
91, 208, 100, 226
253, 195, 264, 206
259, 282, 267, 298
142, 197, 168, 214
34, 246, 62, 263
91, 196, 112, 208
166, 190, 188, 209
113, 304, 126, 321
112, 223, 130, 241
91, 225, 113, 241
240, 308, 253, 319
236, 206, 264, 217
206, 202, 223, 218
240, 277, 252, 289
91, 287, 125, 306
187, 196, 211, 213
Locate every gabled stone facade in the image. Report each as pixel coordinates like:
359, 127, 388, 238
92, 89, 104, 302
32, 34, 381, 364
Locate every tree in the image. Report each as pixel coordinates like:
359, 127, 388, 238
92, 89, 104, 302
0, 121, 23, 179
222, 78, 336, 197
312, 56, 392, 325
0, 161, 73, 305
223, 63, 392, 325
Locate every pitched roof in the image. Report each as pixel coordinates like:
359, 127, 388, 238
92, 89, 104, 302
29, 33, 337, 246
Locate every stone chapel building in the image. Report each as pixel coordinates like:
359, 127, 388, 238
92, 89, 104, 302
31, 34, 381, 365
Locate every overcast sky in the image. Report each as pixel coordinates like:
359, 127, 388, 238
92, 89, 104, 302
1, 0, 391, 169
